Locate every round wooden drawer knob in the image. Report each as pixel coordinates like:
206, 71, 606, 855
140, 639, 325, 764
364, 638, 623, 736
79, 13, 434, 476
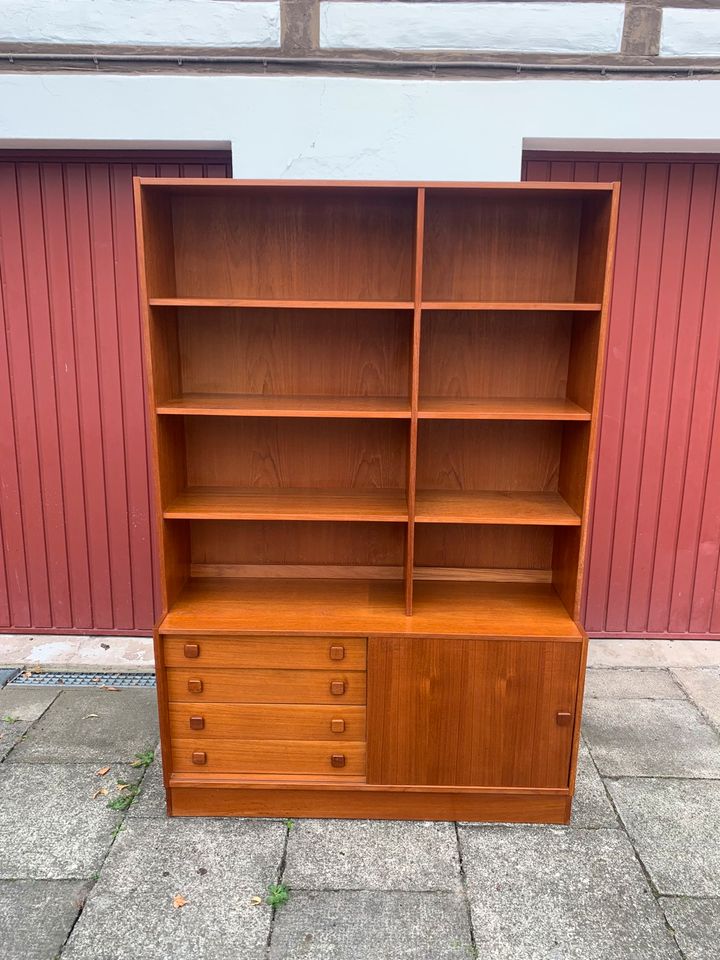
330, 680, 346, 696
184, 643, 200, 659
329, 645, 345, 661
330, 718, 345, 733
189, 716, 205, 730
187, 679, 203, 694
330, 754, 346, 768
192, 751, 207, 765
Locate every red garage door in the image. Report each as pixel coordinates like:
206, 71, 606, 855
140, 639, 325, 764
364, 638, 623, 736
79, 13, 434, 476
0, 151, 231, 634
524, 154, 720, 639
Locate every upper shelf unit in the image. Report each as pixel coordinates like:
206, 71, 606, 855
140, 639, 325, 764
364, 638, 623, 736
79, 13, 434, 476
139, 184, 418, 303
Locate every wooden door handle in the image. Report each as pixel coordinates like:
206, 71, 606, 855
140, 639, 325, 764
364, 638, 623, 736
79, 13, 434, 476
187, 679, 203, 694
556, 711, 573, 726
192, 751, 207, 765
330, 718, 345, 733
189, 715, 205, 730
329, 645, 345, 661
330, 754, 346, 768
330, 680, 346, 696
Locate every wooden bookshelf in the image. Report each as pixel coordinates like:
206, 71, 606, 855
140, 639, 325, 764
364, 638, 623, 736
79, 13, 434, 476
135, 178, 619, 824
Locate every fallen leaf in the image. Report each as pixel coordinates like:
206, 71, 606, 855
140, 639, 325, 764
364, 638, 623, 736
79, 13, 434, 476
91, 677, 101, 682
82, 714, 100, 720
96, 766, 111, 777
92, 787, 108, 799
21, 670, 33, 679
250, 896, 263, 906
100, 686, 120, 692
116, 783, 130, 792
172, 895, 188, 909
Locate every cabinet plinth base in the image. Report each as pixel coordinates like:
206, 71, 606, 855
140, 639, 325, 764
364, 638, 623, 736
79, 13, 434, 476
167, 783, 571, 824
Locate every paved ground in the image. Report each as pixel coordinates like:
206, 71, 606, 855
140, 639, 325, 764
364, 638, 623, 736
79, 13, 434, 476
0, 642, 719, 959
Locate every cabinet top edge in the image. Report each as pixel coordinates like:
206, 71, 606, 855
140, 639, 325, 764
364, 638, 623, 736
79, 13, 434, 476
133, 177, 618, 193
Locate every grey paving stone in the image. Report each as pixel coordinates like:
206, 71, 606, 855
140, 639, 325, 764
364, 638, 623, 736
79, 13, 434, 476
0, 668, 20, 687
570, 741, 617, 829
459, 825, 680, 959
608, 778, 720, 896
672, 668, 720, 732
0, 763, 123, 879
284, 819, 460, 892
128, 749, 166, 819
0, 879, 89, 960
270, 890, 472, 960
63, 817, 284, 960
582, 698, 720, 777
660, 897, 720, 960
0, 719, 30, 761
0, 685, 60, 721
585, 668, 684, 699
6, 688, 158, 764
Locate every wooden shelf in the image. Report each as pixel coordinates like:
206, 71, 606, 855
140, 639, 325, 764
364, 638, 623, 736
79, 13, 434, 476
421, 301, 602, 312
164, 487, 409, 522
149, 298, 414, 310
160, 577, 582, 638
415, 491, 581, 526
418, 398, 591, 421
157, 394, 411, 419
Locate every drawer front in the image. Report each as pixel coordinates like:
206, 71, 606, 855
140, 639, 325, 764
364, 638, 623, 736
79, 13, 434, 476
164, 636, 366, 670
167, 668, 366, 704
169, 703, 366, 741
172, 738, 366, 776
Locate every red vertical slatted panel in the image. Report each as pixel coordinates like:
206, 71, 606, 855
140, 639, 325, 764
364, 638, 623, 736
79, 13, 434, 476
525, 153, 720, 638
0, 152, 231, 634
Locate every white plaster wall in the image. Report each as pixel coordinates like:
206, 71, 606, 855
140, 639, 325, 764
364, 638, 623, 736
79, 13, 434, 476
0, 75, 719, 180
0, 0, 280, 48
661, 9, 720, 57
320, 2, 625, 53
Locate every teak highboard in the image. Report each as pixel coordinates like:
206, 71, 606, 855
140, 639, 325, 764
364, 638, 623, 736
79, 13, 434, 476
134, 179, 619, 823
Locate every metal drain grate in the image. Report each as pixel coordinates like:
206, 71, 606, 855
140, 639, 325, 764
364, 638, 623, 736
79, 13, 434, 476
8, 671, 156, 688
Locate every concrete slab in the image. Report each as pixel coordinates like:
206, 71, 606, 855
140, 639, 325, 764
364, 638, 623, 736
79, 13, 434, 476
0, 879, 90, 960
570, 741, 617, 829
284, 819, 460, 892
672, 668, 720, 732
269, 890, 472, 960
6, 688, 158, 764
0, 685, 60, 721
0, 718, 30, 761
0, 634, 154, 671
588, 639, 720, 669
459, 825, 680, 959
0, 763, 124, 879
582, 698, 720, 777
608, 778, 720, 897
62, 817, 285, 960
128, 745, 166, 819
660, 897, 720, 960
585, 668, 684, 699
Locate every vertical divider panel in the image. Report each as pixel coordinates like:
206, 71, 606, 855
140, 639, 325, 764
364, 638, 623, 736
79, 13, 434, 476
405, 188, 425, 615
572, 185, 622, 619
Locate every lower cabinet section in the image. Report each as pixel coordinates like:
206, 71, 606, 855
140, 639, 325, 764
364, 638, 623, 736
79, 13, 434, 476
367, 637, 581, 789
157, 632, 585, 821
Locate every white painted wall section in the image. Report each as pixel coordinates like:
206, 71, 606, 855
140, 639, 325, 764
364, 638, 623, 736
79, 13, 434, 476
0, 0, 281, 48
1, 75, 719, 182
320, 2, 625, 53
661, 9, 720, 57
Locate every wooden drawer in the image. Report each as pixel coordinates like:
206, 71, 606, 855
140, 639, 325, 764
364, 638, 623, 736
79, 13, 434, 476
169, 702, 366, 741
172, 738, 366, 776
164, 636, 366, 670
166, 668, 366, 704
